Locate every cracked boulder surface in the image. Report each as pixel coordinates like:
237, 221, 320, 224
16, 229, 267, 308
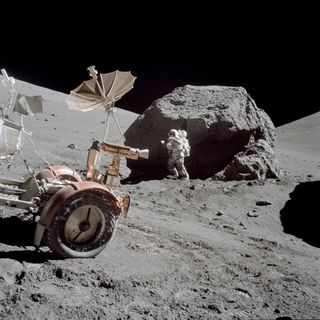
125, 85, 280, 180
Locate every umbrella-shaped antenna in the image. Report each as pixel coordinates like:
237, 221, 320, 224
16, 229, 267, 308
66, 66, 136, 143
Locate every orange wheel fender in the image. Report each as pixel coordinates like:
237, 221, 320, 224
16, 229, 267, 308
36, 168, 55, 181
36, 165, 82, 182
69, 181, 122, 214
38, 185, 76, 228
50, 165, 82, 182
39, 182, 122, 229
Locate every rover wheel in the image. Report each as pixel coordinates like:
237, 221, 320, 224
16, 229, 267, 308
45, 191, 118, 258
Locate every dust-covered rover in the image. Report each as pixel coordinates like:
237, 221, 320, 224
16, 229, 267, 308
0, 67, 148, 258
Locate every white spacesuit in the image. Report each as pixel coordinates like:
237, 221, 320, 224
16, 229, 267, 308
162, 129, 190, 179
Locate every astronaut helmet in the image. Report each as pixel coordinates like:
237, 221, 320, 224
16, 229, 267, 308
180, 130, 187, 138
168, 129, 179, 138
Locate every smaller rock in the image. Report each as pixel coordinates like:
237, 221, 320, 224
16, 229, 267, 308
216, 211, 224, 216
0, 259, 25, 284
256, 200, 272, 206
247, 212, 259, 217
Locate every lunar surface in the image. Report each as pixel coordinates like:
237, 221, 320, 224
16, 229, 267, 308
0, 78, 319, 319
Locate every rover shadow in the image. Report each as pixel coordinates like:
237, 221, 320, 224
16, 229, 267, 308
0, 215, 36, 246
0, 250, 58, 263
0, 215, 60, 262
280, 181, 320, 247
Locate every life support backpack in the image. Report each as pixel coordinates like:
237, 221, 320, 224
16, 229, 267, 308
178, 130, 190, 157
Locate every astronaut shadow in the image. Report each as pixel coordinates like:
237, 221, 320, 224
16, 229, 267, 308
121, 170, 167, 184
280, 181, 320, 247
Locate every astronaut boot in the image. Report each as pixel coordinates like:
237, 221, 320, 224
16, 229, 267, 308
167, 167, 179, 179
179, 173, 189, 180
178, 166, 189, 180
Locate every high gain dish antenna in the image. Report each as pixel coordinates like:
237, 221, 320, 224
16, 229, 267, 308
66, 65, 136, 143
66, 66, 147, 186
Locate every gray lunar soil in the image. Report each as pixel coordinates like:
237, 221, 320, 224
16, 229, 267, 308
0, 78, 320, 319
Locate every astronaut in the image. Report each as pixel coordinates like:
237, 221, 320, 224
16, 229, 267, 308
161, 129, 190, 179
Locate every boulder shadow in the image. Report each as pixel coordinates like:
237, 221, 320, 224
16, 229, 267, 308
280, 181, 320, 247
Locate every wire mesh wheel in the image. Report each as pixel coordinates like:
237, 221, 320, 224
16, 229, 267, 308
45, 189, 118, 258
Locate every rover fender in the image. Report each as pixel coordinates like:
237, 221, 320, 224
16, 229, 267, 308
34, 185, 75, 247
37, 165, 82, 182
33, 181, 122, 248
70, 181, 122, 213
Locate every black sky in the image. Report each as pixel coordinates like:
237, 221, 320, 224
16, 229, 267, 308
0, 6, 319, 126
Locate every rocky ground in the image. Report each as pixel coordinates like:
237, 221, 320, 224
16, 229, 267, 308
0, 79, 319, 319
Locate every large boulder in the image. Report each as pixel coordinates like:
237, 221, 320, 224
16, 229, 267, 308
124, 85, 280, 180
